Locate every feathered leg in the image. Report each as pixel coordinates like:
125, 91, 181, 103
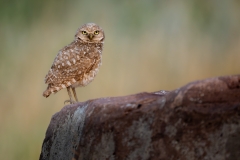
72, 87, 79, 102
64, 87, 76, 104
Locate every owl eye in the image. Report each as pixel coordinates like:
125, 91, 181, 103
94, 31, 99, 35
82, 31, 87, 35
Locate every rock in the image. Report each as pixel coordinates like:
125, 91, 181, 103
39, 75, 240, 160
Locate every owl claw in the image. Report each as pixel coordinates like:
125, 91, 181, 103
64, 99, 76, 104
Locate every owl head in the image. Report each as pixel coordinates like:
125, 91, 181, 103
75, 23, 105, 43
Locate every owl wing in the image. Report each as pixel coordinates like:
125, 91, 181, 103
44, 44, 94, 86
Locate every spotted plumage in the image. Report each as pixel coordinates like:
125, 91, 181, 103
43, 23, 105, 104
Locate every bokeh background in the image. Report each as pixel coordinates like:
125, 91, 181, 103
0, 0, 240, 159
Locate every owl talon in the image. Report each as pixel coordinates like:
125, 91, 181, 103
64, 99, 76, 104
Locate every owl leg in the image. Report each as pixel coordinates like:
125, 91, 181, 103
64, 87, 76, 104
72, 87, 79, 102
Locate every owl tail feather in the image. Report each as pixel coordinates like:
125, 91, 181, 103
43, 84, 62, 98
43, 89, 51, 98
43, 85, 54, 98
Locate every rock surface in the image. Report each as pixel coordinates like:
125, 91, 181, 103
40, 75, 240, 160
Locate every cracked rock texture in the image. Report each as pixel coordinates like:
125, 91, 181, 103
40, 75, 240, 160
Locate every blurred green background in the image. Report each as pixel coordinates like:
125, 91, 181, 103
0, 0, 240, 159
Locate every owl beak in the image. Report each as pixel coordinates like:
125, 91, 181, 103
88, 33, 94, 40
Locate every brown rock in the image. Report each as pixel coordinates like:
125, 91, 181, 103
39, 75, 240, 160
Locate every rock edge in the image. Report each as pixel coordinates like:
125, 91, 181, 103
40, 75, 240, 160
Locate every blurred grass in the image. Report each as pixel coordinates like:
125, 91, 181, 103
0, 0, 240, 159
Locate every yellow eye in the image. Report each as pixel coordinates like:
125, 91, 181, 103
82, 31, 87, 35
94, 31, 99, 35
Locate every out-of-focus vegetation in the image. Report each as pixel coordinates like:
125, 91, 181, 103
0, 0, 240, 159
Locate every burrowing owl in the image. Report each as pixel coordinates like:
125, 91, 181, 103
43, 23, 105, 104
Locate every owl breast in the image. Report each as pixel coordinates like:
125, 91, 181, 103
71, 53, 102, 88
